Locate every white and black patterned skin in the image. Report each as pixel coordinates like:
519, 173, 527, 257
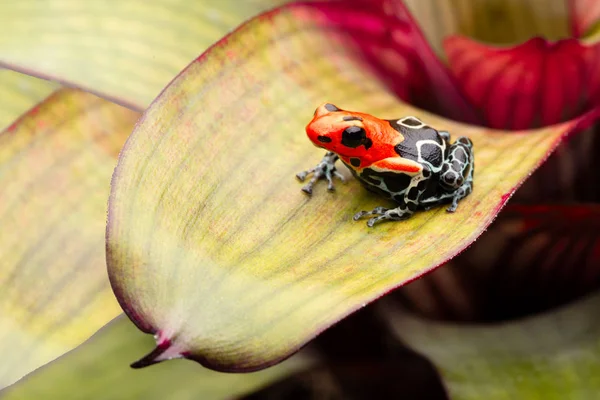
297, 108, 474, 227
349, 117, 474, 226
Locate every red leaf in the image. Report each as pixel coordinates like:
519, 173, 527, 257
445, 35, 600, 130
397, 204, 600, 322
312, 0, 478, 124
514, 124, 600, 203
569, 0, 600, 37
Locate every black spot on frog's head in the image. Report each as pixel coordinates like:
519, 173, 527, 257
341, 126, 372, 150
307, 104, 373, 156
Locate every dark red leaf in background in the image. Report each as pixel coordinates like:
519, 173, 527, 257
313, 0, 478, 124
397, 204, 600, 322
444, 35, 600, 130
569, 0, 600, 37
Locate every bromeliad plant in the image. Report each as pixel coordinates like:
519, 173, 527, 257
1, 0, 600, 398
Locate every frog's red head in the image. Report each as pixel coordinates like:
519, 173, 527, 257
306, 103, 398, 164
306, 103, 376, 156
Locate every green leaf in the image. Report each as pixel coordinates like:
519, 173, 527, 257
106, 3, 600, 372
381, 290, 600, 399
0, 89, 140, 388
0, 316, 315, 400
0, 69, 57, 130
0, 0, 288, 109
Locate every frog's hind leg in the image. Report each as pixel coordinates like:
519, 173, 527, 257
353, 203, 413, 227
354, 165, 432, 227
441, 136, 474, 212
419, 193, 453, 210
439, 130, 450, 143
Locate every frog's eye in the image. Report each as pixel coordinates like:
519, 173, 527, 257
341, 126, 367, 148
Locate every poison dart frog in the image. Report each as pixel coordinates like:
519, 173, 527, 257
296, 103, 474, 227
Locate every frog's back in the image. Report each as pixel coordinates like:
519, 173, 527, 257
387, 117, 446, 171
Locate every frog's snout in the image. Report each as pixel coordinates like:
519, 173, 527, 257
314, 102, 341, 117
305, 122, 326, 147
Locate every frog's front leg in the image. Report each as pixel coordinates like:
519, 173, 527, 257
296, 151, 345, 195
440, 136, 474, 212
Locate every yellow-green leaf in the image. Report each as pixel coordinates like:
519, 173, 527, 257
0, 316, 315, 400
0, 0, 288, 110
402, 0, 570, 55
0, 89, 140, 388
381, 290, 600, 399
106, 3, 600, 372
0, 69, 57, 130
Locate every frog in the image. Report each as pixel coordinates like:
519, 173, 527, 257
296, 103, 474, 227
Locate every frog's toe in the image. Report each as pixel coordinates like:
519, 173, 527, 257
325, 170, 345, 191
445, 183, 471, 212
301, 184, 314, 195
356, 207, 414, 226
367, 216, 385, 227
299, 169, 325, 196
353, 207, 388, 221
366, 212, 402, 227
333, 171, 345, 182
325, 172, 336, 192
296, 168, 315, 182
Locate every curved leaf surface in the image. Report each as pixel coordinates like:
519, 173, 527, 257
569, 0, 600, 38
444, 35, 600, 130
0, 0, 287, 109
396, 0, 599, 131
381, 290, 600, 399
0, 69, 57, 130
0, 0, 479, 125
318, 0, 477, 124
106, 3, 600, 372
0, 89, 140, 388
402, 0, 570, 55
0, 316, 315, 400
